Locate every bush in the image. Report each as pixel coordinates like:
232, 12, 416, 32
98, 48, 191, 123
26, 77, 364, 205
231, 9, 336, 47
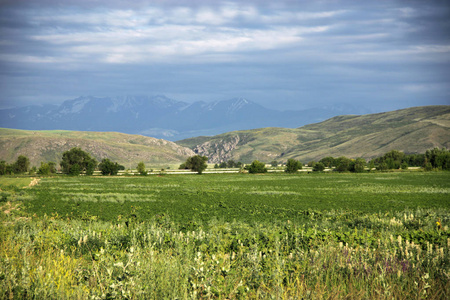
183, 155, 208, 174
350, 158, 366, 173
248, 160, 267, 174
98, 158, 120, 175
285, 159, 302, 173
313, 162, 325, 172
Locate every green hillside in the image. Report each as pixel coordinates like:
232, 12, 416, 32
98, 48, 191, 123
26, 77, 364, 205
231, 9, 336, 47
177, 105, 450, 163
0, 129, 194, 167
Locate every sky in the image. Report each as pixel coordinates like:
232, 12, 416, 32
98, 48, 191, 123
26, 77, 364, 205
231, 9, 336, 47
0, 0, 449, 111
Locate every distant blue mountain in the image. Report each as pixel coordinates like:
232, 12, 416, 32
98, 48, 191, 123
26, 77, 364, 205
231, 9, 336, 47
0, 95, 372, 140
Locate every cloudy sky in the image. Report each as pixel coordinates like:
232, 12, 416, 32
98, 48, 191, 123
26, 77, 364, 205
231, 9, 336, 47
0, 0, 449, 111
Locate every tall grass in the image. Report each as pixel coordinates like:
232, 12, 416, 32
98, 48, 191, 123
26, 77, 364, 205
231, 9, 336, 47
1, 204, 449, 299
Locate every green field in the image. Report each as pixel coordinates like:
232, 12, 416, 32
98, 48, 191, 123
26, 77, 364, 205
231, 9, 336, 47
20, 172, 450, 224
1, 172, 449, 299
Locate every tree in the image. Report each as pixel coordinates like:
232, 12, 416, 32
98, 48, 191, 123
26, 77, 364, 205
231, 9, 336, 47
350, 158, 366, 173
227, 160, 237, 168
38, 162, 50, 175
285, 159, 302, 173
60, 147, 97, 175
38, 161, 57, 176
248, 160, 267, 174
426, 148, 450, 170
14, 155, 30, 174
313, 162, 325, 172
48, 162, 57, 174
184, 155, 208, 174
319, 157, 335, 168
376, 162, 389, 171
380, 150, 404, 169
219, 162, 227, 168
137, 162, 147, 175
0, 161, 6, 175
271, 160, 278, 167
335, 157, 351, 172
98, 158, 120, 175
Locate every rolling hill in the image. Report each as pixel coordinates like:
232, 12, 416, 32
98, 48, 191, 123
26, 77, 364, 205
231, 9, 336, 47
177, 105, 450, 163
0, 128, 194, 167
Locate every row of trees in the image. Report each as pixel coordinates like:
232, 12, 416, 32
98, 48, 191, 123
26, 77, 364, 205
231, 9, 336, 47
371, 148, 450, 171
0, 155, 31, 175
0, 148, 126, 176
213, 160, 243, 169
2, 147, 449, 176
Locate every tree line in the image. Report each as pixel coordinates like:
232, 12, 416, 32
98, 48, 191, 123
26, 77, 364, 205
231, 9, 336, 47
179, 148, 450, 174
1, 147, 449, 176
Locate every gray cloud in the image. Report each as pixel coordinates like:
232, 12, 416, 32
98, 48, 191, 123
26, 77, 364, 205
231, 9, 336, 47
0, 0, 449, 110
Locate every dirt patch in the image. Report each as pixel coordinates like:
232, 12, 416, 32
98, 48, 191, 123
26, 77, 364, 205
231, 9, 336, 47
27, 178, 41, 188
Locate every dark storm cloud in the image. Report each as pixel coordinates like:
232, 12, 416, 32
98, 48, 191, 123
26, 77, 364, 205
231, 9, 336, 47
0, 0, 449, 110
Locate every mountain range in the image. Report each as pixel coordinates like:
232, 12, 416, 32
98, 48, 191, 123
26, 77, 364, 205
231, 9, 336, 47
178, 105, 450, 163
1, 105, 448, 166
0, 95, 372, 141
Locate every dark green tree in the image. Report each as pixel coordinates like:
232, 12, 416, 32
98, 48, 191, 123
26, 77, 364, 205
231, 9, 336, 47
248, 160, 267, 174
60, 147, 97, 175
335, 157, 351, 172
98, 158, 120, 175
219, 162, 227, 168
426, 148, 450, 170
376, 162, 389, 171
285, 159, 302, 173
271, 160, 278, 167
379, 150, 404, 169
13, 155, 30, 174
48, 162, 57, 174
184, 155, 208, 174
319, 157, 335, 168
227, 160, 237, 168
0, 161, 6, 175
313, 162, 325, 172
350, 158, 366, 173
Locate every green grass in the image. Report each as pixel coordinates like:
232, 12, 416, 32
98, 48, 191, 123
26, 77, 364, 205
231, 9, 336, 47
1, 171, 449, 299
22, 172, 450, 224
0, 177, 34, 189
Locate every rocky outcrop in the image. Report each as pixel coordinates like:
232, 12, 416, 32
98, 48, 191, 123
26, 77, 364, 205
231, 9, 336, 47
193, 135, 241, 163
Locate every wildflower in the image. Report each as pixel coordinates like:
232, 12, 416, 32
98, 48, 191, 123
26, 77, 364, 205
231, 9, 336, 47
436, 219, 442, 230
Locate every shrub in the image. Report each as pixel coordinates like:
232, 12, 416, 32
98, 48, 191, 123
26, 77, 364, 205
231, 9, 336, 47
137, 162, 147, 175
285, 159, 302, 173
313, 162, 325, 172
248, 160, 267, 174
98, 158, 120, 175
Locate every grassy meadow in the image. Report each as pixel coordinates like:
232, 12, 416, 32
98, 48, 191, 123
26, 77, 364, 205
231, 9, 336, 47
1, 171, 449, 299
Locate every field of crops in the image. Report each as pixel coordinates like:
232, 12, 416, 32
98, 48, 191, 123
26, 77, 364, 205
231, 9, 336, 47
1, 172, 449, 299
